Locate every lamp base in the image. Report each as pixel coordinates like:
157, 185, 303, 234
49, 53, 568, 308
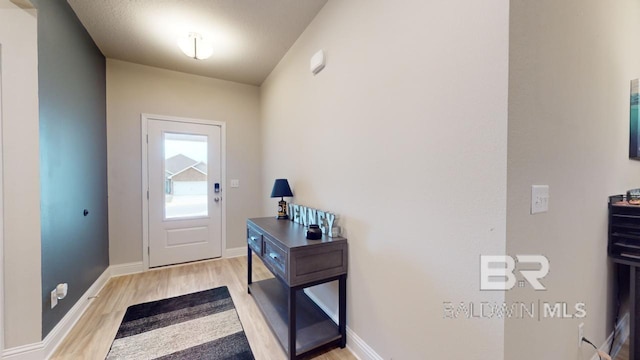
276, 199, 289, 220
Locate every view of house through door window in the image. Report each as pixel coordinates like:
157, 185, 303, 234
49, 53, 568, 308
164, 133, 208, 219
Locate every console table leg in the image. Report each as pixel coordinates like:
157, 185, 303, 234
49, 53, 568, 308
288, 287, 297, 360
632, 266, 640, 360
339, 274, 347, 348
247, 246, 252, 293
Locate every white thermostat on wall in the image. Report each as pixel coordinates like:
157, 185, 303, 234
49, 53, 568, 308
310, 50, 325, 75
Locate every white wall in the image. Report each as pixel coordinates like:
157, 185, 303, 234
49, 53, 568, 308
260, 0, 509, 358
107, 59, 261, 264
506, 0, 640, 358
0, 1, 42, 348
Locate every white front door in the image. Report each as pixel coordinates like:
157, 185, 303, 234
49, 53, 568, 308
147, 118, 222, 267
0, 43, 4, 354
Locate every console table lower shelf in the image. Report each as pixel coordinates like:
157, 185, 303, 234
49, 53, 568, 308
248, 278, 342, 357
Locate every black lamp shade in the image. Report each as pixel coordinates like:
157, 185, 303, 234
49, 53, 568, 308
271, 179, 293, 198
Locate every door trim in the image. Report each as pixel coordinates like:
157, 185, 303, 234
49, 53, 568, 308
0, 43, 5, 355
141, 113, 227, 270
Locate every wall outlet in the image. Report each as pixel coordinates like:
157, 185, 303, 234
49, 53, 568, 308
578, 322, 584, 348
50, 289, 58, 309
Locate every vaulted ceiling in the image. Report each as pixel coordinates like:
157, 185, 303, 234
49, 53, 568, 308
67, 0, 328, 85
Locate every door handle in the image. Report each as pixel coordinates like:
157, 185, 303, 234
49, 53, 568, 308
214, 197, 220, 202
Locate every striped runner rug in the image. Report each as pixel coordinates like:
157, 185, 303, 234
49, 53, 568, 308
106, 286, 254, 360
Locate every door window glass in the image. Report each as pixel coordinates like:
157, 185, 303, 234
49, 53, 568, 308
163, 132, 208, 219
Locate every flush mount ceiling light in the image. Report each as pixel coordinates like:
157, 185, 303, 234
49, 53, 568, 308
177, 32, 213, 60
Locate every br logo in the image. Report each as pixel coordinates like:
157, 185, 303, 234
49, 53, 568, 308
480, 255, 550, 291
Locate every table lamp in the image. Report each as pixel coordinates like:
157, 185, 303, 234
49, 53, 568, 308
271, 179, 293, 219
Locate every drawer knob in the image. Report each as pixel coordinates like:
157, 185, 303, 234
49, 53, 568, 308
269, 253, 279, 260
250, 236, 257, 242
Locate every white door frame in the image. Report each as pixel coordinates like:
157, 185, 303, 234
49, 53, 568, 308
141, 113, 226, 270
0, 44, 5, 355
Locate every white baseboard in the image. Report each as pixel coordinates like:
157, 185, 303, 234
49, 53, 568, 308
224, 246, 246, 258
2, 342, 43, 360
590, 312, 630, 360
2, 267, 111, 360
345, 327, 383, 360
109, 261, 144, 277
303, 289, 382, 360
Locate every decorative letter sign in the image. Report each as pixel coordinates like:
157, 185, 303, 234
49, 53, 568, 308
288, 203, 341, 237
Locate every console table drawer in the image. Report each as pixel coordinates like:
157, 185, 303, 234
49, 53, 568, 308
290, 243, 347, 287
247, 227, 263, 255
263, 238, 287, 278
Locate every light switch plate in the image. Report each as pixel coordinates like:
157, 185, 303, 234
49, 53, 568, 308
531, 185, 549, 214
230, 179, 239, 188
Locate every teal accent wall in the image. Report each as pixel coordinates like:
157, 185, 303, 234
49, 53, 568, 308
31, 0, 109, 338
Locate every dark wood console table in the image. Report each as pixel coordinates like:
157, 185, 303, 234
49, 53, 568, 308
247, 217, 348, 360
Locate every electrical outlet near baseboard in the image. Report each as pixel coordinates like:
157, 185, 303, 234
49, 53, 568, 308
50, 289, 58, 309
578, 322, 584, 348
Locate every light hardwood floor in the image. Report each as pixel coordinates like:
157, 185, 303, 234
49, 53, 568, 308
615, 340, 629, 360
51, 255, 356, 360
